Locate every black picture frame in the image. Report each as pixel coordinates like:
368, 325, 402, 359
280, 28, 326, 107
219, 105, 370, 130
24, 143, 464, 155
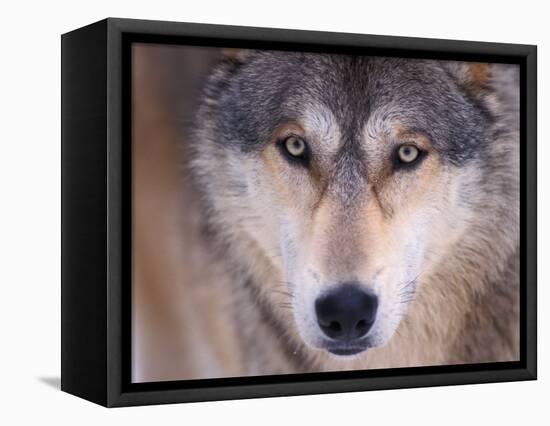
61, 17, 537, 407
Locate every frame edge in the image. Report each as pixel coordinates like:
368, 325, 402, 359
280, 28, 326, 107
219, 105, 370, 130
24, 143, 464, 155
61, 18, 110, 407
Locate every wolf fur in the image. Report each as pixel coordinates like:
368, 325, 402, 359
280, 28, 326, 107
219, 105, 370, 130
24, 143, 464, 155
182, 51, 520, 377
130, 50, 520, 380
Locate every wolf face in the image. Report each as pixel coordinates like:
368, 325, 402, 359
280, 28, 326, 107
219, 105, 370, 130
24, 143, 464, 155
192, 51, 518, 361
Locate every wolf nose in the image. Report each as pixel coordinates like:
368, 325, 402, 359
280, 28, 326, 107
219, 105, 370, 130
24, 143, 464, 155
315, 283, 378, 341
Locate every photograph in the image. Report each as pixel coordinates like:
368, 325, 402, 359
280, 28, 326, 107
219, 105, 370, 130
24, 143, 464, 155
0, 0, 544, 422
131, 43, 520, 383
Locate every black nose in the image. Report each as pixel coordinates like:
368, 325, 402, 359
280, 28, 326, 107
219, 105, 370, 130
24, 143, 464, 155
315, 283, 378, 341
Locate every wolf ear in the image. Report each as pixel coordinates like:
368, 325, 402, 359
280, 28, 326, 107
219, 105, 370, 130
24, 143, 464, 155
221, 48, 251, 64
448, 62, 493, 98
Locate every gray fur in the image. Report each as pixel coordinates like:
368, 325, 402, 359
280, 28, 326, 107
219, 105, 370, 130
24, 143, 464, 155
198, 52, 492, 164
188, 51, 520, 375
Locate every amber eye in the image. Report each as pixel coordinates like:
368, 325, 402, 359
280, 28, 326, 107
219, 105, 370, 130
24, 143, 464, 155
283, 136, 307, 158
397, 143, 420, 164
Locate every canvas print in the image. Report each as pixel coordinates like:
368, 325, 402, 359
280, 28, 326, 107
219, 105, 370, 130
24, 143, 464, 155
131, 43, 520, 383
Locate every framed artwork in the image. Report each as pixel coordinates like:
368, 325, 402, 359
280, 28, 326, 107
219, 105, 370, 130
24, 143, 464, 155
61, 18, 537, 407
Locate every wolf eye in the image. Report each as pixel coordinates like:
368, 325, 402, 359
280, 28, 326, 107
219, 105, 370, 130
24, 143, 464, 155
397, 144, 420, 164
284, 136, 306, 158
278, 135, 310, 166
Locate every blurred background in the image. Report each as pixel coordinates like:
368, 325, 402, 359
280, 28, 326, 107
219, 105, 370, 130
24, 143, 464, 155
132, 44, 245, 382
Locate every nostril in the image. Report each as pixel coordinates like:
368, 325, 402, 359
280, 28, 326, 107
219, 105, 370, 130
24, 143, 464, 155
317, 319, 344, 339
329, 321, 342, 333
356, 319, 367, 329
354, 319, 372, 338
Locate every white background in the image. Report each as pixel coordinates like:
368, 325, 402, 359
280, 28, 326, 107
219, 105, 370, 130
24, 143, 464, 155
0, 0, 546, 424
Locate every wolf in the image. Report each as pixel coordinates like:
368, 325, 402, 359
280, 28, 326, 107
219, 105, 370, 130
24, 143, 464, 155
184, 50, 520, 377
